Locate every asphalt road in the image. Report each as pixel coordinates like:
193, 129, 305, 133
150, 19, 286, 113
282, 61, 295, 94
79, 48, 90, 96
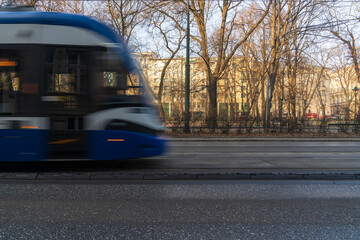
149, 141, 360, 169
0, 140, 360, 177
1, 180, 360, 239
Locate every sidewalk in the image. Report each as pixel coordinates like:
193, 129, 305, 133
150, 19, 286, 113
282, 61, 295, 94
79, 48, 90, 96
5, 169, 360, 181
171, 137, 360, 141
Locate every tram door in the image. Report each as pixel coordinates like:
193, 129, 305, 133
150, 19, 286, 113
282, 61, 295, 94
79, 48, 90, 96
0, 50, 21, 116
0, 48, 49, 161
43, 47, 90, 159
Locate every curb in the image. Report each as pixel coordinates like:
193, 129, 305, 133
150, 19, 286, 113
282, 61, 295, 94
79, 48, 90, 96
2, 172, 360, 181
170, 137, 360, 142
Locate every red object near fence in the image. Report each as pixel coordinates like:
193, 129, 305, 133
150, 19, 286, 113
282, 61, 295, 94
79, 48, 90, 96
305, 113, 318, 119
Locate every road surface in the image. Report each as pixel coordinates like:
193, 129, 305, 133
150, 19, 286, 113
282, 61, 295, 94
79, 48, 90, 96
150, 141, 360, 169
0, 179, 359, 239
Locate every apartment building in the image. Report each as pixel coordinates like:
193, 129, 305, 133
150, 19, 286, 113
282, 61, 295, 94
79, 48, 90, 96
329, 66, 359, 119
137, 52, 334, 121
294, 67, 331, 118
137, 52, 247, 121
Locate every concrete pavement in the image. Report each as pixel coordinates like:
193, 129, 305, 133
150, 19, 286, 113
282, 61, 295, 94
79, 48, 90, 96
171, 137, 360, 141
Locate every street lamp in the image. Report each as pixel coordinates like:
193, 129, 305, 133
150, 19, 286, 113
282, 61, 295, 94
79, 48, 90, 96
184, 1, 190, 133
353, 86, 359, 120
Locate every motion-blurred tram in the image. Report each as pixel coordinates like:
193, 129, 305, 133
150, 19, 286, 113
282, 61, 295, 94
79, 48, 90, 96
0, 6, 167, 161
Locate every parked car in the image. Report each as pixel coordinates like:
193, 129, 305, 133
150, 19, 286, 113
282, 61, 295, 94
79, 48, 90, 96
304, 113, 318, 119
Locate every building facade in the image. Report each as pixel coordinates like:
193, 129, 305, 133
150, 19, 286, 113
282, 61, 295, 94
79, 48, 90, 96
329, 66, 359, 120
137, 52, 337, 121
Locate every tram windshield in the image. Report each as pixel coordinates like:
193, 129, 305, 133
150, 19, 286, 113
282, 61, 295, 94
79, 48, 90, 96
95, 48, 155, 107
99, 70, 142, 100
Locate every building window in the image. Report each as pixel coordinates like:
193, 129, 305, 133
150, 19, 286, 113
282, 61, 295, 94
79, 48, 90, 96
219, 103, 228, 120
242, 103, 247, 112
162, 103, 170, 119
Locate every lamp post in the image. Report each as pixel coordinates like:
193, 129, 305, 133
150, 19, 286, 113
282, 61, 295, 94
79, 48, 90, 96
353, 86, 359, 120
184, 2, 190, 133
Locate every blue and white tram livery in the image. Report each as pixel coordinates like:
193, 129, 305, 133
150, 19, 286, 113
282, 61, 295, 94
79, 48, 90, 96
0, 7, 167, 161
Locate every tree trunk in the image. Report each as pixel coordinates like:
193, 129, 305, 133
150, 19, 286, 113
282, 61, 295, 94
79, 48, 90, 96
265, 1, 278, 131
207, 75, 218, 131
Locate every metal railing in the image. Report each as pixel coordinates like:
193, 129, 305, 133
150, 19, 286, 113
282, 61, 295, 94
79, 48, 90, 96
163, 118, 360, 134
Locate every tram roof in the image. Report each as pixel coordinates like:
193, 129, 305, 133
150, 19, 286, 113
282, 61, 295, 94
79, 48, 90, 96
0, 10, 136, 72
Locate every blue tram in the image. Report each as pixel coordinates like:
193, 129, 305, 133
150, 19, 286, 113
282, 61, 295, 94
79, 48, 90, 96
0, 7, 167, 161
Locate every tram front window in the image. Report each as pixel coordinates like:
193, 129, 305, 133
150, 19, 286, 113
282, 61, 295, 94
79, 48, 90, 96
97, 57, 144, 105
0, 53, 20, 115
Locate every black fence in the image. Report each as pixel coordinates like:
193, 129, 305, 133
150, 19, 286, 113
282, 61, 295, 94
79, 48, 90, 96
164, 118, 360, 134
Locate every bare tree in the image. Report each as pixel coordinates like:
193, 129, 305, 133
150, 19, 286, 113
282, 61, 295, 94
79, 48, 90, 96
18, 0, 147, 49
12, 0, 101, 15
100, 0, 148, 45
326, 0, 360, 121
264, 0, 328, 130
235, 4, 275, 130
0, 0, 9, 6
328, 1, 360, 86
148, 13, 185, 119
145, 0, 272, 130
329, 44, 357, 120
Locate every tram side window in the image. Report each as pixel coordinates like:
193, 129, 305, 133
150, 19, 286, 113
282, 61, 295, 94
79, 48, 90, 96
0, 56, 20, 115
45, 48, 88, 94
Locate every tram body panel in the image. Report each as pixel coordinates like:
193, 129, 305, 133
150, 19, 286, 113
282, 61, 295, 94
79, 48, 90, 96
0, 24, 110, 46
0, 9, 168, 161
86, 107, 166, 160
0, 129, 47, 161
85, 107, 164, 132
89, 130, 167, 160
